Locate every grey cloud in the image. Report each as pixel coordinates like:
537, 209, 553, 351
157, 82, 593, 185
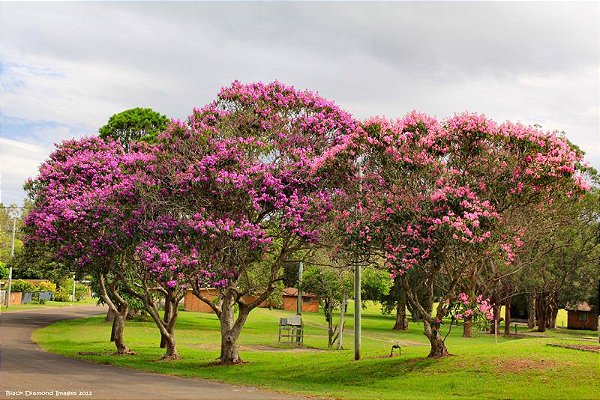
0, 1, 598, 205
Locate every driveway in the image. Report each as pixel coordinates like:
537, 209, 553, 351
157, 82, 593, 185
0, 305, 309, 399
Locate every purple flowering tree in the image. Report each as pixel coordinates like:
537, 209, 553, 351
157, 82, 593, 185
146, 81, 357, 363
24, 136, 188, 359
24, 137, 151, 354
118, 214, 190, 359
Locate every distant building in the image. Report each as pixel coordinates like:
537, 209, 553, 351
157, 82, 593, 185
184, 287, 319, 313
565, 302, 598, 331
184, 288, 221, 313
282, 287, 319, 313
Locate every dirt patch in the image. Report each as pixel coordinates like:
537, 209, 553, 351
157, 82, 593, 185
547, 343, 600, 353
187, 343, 323, 352
240, 344, 323, 353
494, 358, 572, 373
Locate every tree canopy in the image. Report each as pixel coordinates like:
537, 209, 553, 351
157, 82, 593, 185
24, 80, 595, 362
99, 107, 169, 150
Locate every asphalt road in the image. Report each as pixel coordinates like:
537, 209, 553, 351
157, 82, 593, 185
0, 305, 310, 400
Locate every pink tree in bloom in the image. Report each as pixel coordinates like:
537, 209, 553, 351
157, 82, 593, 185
440, 113, 591, 336
25, 136, 189, 359
335, 112, 498, 357
146, 81, 358, 363
122, 213, 191, 359
24, 137, 152, 354
334, 111, 589, 357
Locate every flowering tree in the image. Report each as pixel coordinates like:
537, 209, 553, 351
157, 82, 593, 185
144, 81, 357, 363
24, 137, 150, 354
334, 111, 589, 357
439, 114, 591, 336
120, 214, 191, 359
24, 136, 189, 359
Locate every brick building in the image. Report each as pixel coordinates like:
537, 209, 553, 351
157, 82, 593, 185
184, 287, 319, 313
566, 302, 598, 331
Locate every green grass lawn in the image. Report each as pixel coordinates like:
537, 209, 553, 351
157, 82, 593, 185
1, 297, 97, 312
34, 302, 599, 400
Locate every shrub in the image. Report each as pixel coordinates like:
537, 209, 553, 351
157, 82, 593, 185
53, 288, 70, 302
54, 279, 89, 302
0, 262, 8, 279
35, 281, 56, 293
32, 294, 47, 305
10, 279, 34, 293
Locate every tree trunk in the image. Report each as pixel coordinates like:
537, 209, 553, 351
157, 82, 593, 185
98, 272, 133, 355
160, 295, 172, 349
106, 308, 116, 322
535, 293, 547, 333
112, 310, 130, 354
504, 297, 512, 336
140, 292, 180, 360
548, 297, 558, 329
162, 331, 177, 359
160, 295, 179, 359
408, 302, 422, 322
402, 275, 449, 358
393, 291, 408, 331
463, 317, 472, 338
324, 299, 335, 347
527, 294, 536, 329
219, 290, 245, 364
424, 318, 449, 358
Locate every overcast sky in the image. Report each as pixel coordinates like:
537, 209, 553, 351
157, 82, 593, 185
1, 1, 598, 206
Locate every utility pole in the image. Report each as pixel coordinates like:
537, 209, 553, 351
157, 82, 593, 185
296, 262, 303, 315
72, 273, 76, 302
354, 261, 361, 360
6, 217, 16, 308
354, 164, 363, 361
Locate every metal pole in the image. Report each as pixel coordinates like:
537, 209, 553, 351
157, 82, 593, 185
297, 262, 303, 315
72, 273, 76, 302
354, 262, 361, 360
6, 217, 16, 308
354, 164, 363, 361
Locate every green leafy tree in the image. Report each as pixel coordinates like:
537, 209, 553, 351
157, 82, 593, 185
361, 267, 392, 304
0, 204, 24, 264
516, 186, 600, 331
99, 107, 169, 151
303, 263, 353, 347
0, 262, 8, 279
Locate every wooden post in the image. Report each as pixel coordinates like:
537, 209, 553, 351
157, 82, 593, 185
338, 293, 346, 350
494, 319, 498, 344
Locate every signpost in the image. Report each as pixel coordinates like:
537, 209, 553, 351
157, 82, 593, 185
297, 262, 303, 315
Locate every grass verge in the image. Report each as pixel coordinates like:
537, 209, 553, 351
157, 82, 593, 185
34, 303, 599, 400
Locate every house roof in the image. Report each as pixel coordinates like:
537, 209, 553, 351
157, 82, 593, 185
565, 302, 594, 312
283, 287, 317, 298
